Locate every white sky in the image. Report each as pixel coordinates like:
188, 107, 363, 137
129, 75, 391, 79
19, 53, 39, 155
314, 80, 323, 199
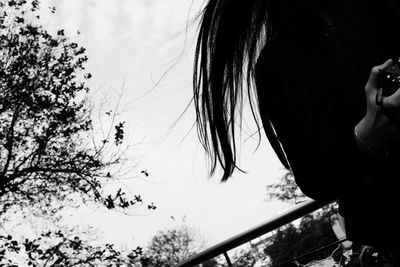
39, 0, 293, 249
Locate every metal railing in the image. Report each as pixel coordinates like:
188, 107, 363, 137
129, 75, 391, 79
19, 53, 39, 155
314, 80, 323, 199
174, 199, 333, 267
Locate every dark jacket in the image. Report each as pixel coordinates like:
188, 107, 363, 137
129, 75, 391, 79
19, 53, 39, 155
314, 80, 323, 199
255, 1, 400, 247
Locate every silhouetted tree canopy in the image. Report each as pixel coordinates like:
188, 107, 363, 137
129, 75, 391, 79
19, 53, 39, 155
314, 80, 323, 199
0, 0, 149, 216
263, 171, 341, 266
139, 225, 199, 267
0, 0, 157, 265
263, 214, 338, 267
266, 171, 307, 204
0, 229, 129, 266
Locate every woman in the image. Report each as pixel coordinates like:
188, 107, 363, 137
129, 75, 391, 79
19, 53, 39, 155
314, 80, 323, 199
193, 0, 400, 263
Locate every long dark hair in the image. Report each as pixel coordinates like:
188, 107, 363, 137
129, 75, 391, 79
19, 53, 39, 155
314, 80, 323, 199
193, 0, 272, 181
193, 0, 400, 182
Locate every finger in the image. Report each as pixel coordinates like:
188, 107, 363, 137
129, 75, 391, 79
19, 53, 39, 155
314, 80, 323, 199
385, 86, 400, 104
366, 58, 393, 91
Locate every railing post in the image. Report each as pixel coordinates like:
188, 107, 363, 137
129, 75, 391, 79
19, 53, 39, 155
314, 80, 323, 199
223, 252, 233, 267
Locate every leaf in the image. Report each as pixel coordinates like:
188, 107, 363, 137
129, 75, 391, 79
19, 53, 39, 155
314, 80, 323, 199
147, 203, 157, 210
8, 0, 17, 7
15, 17, 24, 23
114, 121, 125, 145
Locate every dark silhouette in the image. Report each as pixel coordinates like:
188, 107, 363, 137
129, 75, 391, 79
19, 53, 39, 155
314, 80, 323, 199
193, 0, 400, 264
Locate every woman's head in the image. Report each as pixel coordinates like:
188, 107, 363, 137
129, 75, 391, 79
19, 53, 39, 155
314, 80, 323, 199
193, 0, 400, 182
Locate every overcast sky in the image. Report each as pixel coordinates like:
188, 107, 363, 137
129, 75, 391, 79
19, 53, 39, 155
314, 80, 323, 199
39, 0, 293, 249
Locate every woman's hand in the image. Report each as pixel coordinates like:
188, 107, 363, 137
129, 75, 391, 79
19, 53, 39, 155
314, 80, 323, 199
355, 59, 400, 158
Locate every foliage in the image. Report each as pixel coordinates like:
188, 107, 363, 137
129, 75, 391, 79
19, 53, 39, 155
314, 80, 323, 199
0, 0, 163, 266
263, 212, 338, 267
263, 170, 343, 267
266, 171, 306, 204
200, 258, 219, 267
129, 223, 231, 267
229, 245, 268, 267
0, 230, 129, 267
0, 0, 152, 217
133, 223, 203, 267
